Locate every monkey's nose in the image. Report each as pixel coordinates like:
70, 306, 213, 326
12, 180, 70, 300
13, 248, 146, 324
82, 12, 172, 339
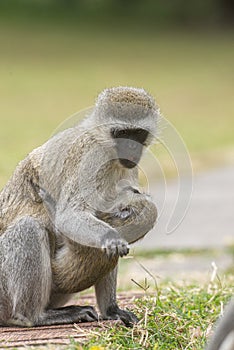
128, 141, 138, 150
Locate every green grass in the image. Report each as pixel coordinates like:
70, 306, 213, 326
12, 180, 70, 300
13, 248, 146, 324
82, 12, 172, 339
132, 247, 221, 259
1, 247, 233, 349
21, 246, 233, 349
70, 276, 233, 350
0, 21, 234, 188
17, 272, 233, 350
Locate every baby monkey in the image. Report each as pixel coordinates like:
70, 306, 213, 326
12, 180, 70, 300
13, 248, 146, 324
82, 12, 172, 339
96, 186, 157, 246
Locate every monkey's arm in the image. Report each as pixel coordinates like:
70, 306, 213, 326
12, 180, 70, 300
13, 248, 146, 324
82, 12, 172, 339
39, 188, 129, 256
56, 209, 130, 256
95, 266, 138, 326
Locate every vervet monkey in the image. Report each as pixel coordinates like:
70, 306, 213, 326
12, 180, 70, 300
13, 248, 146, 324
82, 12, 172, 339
206, 299, 234, 350
0, 86, 158, 327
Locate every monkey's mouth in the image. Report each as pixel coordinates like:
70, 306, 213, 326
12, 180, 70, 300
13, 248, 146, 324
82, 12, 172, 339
118, 158, 138, 168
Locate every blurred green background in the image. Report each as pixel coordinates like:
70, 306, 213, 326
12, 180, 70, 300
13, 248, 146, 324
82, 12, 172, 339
0, 0, 234, 188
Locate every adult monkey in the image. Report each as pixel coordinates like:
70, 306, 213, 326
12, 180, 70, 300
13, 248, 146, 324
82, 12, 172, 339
0, 87, 158, 327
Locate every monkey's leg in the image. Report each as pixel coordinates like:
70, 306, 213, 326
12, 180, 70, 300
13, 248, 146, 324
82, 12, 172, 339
95, 266, 138, 327
0, 216, 98, 327
0, 216, 52, 327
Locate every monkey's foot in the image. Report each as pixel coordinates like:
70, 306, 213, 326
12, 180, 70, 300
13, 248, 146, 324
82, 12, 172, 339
104, 305, 139, 327
37, 305, 98, 326
6, 313, 33, 327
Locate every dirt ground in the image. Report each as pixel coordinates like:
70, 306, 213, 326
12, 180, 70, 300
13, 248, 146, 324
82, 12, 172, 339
0, 293, 142, 348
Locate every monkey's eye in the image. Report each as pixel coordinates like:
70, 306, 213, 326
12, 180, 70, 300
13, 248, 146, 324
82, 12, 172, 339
117, 129, 128, 138
111, 128, 129, 139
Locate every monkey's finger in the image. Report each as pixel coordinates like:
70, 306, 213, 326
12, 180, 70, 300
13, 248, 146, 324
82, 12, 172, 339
119, 243, 130, 257
121, 312, 139, 327
78, 307, 99, 322
103, 239, 129, 258
104, 308, 139, 327
125, 244, 130, 255
116, 241, 126, 256
83, 311, 99, 322
101, 245, 112, 257
104, 244, 117, 258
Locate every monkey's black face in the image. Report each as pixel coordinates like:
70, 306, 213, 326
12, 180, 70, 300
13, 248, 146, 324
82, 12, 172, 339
111, 128, 149, 168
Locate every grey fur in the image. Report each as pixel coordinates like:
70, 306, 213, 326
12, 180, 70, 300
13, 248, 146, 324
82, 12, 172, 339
206, 300, 234, 350
0, 86, 158, 327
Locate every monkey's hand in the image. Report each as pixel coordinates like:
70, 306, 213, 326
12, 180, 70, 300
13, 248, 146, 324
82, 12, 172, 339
101, 232, 130, 258
105, 305, 139, 327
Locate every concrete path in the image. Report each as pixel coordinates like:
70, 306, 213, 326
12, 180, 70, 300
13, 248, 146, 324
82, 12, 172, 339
135, 166, 234, 250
